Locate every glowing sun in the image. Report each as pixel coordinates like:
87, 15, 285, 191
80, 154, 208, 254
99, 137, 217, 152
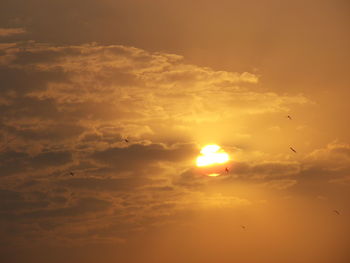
196, 144, 231, 176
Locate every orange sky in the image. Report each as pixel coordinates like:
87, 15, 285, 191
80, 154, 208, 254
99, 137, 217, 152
0, 1, 349, 263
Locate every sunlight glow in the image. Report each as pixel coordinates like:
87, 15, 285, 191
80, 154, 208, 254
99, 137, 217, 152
196, 144, 230, 167
208, 173, 220, 177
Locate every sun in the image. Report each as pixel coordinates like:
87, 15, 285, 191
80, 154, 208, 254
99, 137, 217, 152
196, 144, 230, 167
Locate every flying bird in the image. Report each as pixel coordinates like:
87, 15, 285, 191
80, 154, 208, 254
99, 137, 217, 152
241, 225, 246, 230
333, 210, 341, 215
124, 138, 129, 143
290, 147, 297, 153
287, 115, 292, 120
69, 172, 75, 176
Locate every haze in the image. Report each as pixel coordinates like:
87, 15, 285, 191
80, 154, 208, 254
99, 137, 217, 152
0, 1, 349, 262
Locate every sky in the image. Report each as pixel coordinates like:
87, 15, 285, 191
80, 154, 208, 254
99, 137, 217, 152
0, 0, 349, 262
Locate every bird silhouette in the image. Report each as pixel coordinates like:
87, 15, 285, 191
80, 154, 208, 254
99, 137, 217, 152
290, 147, 297, 153
70, 172, 75, 176
287, 115, 292, 120
333, 210, 340, 215
241, 225, 246, 230
124, 138, 129, 143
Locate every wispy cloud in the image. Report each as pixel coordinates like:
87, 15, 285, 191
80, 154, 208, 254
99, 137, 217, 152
0, 28, 26, 37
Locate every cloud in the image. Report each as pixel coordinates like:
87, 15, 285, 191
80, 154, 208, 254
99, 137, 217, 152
91, 143, 197, 170
57, 177, 157, 192
232, 161, 300, 179
263, 179, 297, 190
0, 28, 26, 37
0, 41, 310, 171
22, 197, 112, 219
31, 150, 72, 168
0, 150, 72, 177
2, 40, 348, 263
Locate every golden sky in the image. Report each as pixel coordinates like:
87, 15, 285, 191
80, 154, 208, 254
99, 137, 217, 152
0, 1, 349, 262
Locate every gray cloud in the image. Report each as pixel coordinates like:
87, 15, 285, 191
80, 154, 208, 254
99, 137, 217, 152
91, 143, 197, 170
0, 150, 72, 177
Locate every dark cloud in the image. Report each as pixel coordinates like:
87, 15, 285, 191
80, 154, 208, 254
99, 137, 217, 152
231, 161, 299, 179
14, 123, 85, 141
0, 189, 49, 214
0, 151, 31, 176
0, 150, 72, 176
0, 189, 22, 201
0, 198, 49, 213
31, 151, 72, 168
0, 97, 60, 120
91, 143, 197, 170
57, 177, 157, 192
21, 197, 112, 219
0, 66, 67, 95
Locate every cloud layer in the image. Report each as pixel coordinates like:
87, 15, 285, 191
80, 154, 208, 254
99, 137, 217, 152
0, 41, 349, 263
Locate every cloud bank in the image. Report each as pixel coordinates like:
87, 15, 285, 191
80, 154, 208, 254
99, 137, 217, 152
0, 41, 348, 263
